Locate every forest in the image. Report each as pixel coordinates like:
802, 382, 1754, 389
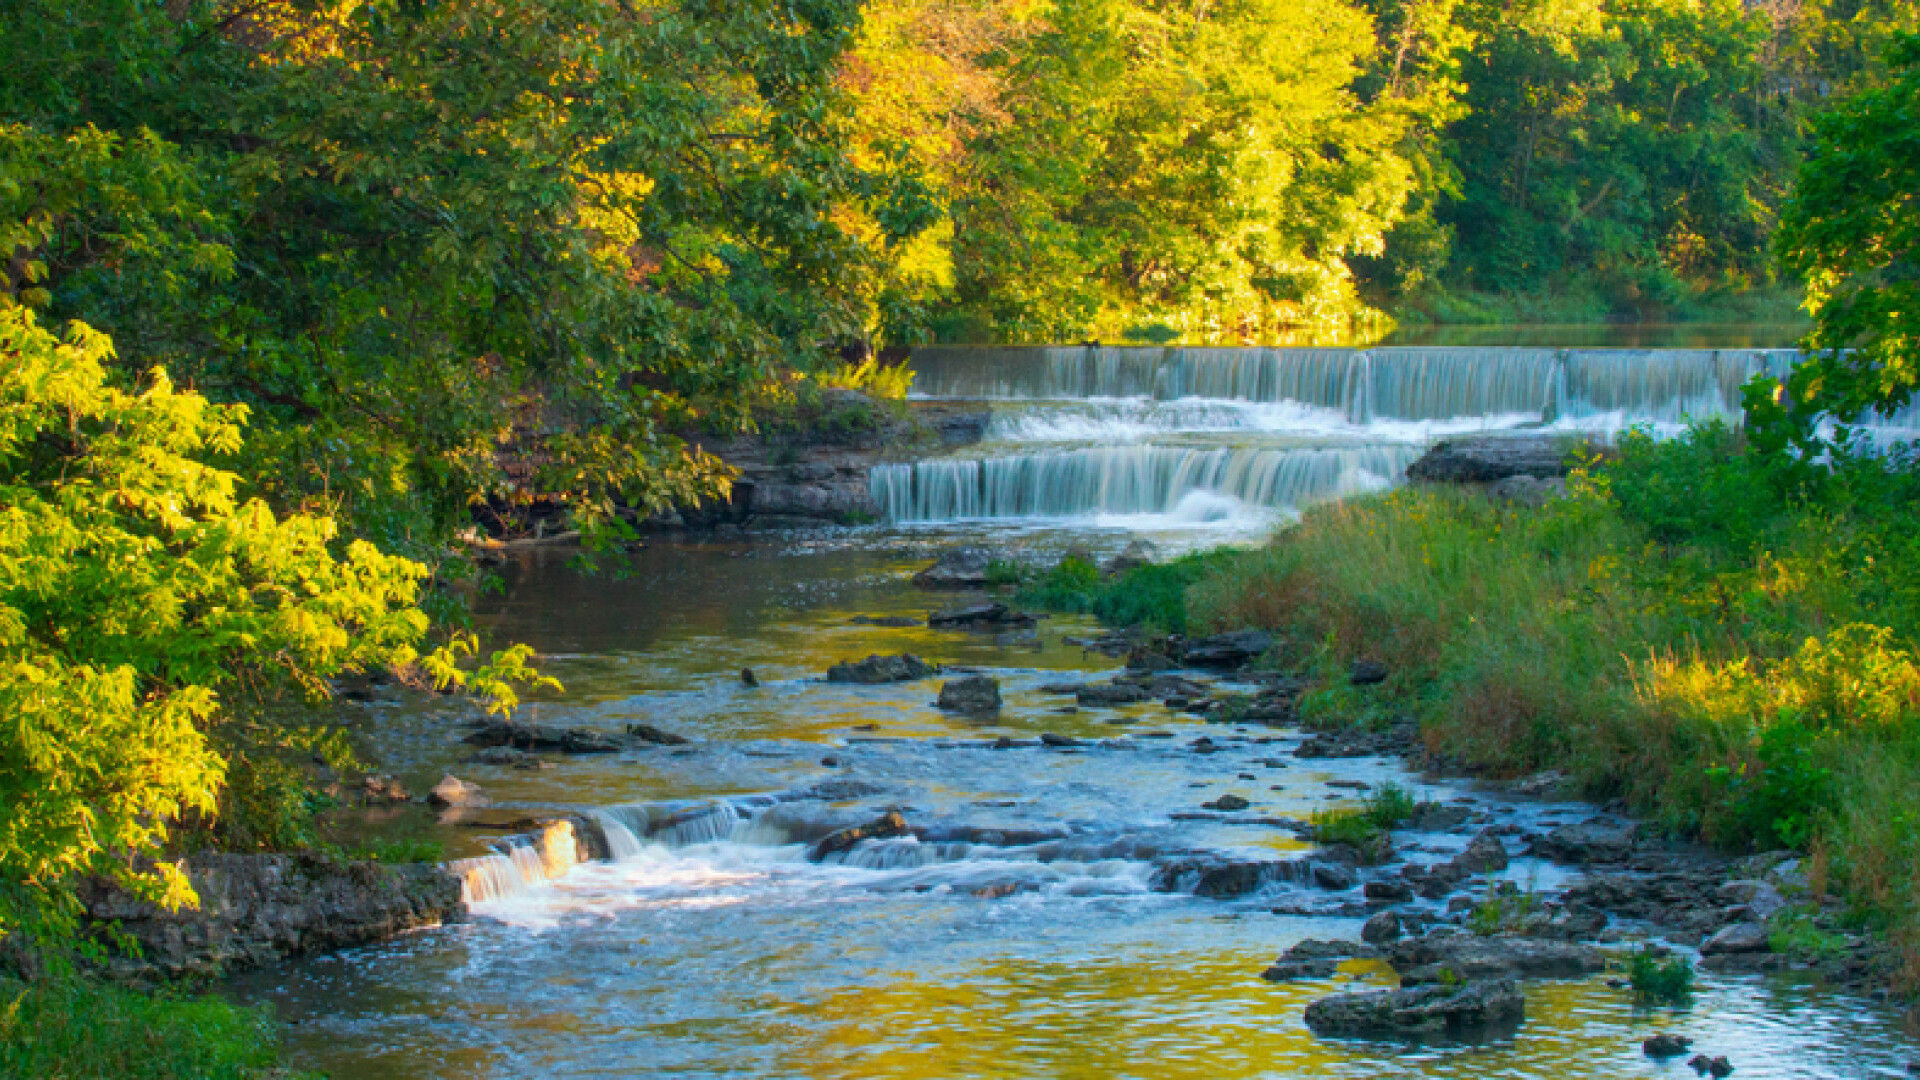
2, 0, 1919, 1074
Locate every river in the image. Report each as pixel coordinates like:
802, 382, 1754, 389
225, 340, 1919, 1078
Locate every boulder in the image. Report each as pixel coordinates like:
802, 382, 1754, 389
1077, 682, 1153, 707
1362, 911, 1403, 944
1700, 922, 1772, 956
626, 723, 691, 746
1645, 1034, 1693, 1057
1104, 539, 1159, 576
1716, 879, 1788, 922
937, 675, 1002, 715
1181, 630, 1274, 669
1203, 795, 1251, 812
1303, 978, 1525, 1038
1150, 854, 1292, 898
1450, 834, 1510, 875
463, 719, 625, 754
1312, 862, 1359, 891
809, 811, 911, 860
1533, 820, 1637, 865
1689, 1054, 1735, 1078
912, 547, 995, 590
826, 653, 939, 684
928, 601, 1037, 631
1388, 935, 1607, 983
1406, 435, 1576, 484
1365, 879, 1414, 903
430, 774, 488, 808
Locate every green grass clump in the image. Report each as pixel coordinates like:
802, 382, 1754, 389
1, 975, 292, 1079
1628, 949, 1696, 1004
1017, 550, 1239, 634
1308, 783, 1417, 859
984, 558, 1029, 588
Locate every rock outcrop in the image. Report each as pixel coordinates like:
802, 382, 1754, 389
1407, 435, 1577, 484
826, 654, 939, 683
80, 853, 464, 978
1303, 978, 1525, 1038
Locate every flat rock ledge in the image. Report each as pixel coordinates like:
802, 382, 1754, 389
80, 852, 464, 979
1406, 435, 1580, 484
1304, 978, 1525, 1038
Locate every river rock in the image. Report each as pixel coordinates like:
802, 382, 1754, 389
1689, 1054, 1735, 1077
937, 675, 1002, 715
849, 614, 921, 627
1389, 935, 1607, 983
1104, 539, 1159, 576
1295, 722, 1420, 759
912, 547, 995, 590
1039, 733, 1086, 748
1451, 834, 1510, 875
1716, 879, 1788, 922
1078, 682, 1153, 706
430, 774, 488, 807
928, 601, 1037, 630
1203, 794, 1251, 812
1181, 630, 1274, 668
1406, 435, 1575, 484
1312, 862, 1359, 891
464, 719, 625, 754
1645, 1033, 1693, 1057
361, 775, 409, 803
1303, 978, 1525, 1038
1365, 879, 1414, 903
1362, 911, 1403, 944
1125, 647, 1178, 672
80, 853, 464, 978
626, 722, 692, 746
1533, 820, 1637, 864
809, 811, 910, 860
1700, 922, 1772, 956
826, 653, 939, 683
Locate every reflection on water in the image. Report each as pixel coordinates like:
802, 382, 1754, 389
228, 539, 1917, 1079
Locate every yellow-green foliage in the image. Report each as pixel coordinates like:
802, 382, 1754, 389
0, 309, 553, 948
1189, 427, 1920, 972
816, 358, 916, 401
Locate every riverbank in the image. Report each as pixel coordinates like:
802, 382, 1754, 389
1150, 427, 1920, 989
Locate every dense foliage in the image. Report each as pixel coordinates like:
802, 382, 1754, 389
0, 307, 548, 951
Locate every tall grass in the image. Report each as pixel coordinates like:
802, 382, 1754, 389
1186, 425, 1920, 980
1, 975, 293, 1079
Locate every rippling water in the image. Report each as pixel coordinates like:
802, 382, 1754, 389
224, 539, 1920, 1079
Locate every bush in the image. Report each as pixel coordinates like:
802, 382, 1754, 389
1017, 550, 1238, 634
1628, 949, 1696, 1004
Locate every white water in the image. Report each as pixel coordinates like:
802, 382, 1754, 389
881, 345, 1920, 528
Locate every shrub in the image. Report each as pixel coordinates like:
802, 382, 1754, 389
1628, 949, 1696, 1004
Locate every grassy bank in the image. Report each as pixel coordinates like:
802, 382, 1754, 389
1023, 426, 1920, 982
1, 975, 296, 1079
1177, 428, 1920, 982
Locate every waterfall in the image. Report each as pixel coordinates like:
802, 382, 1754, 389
450, 839, 553, 904
868, 444, 1417, 522
1365, 347, 1560, 421
592, 810, 646, 861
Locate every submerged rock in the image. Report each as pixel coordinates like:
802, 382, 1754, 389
912, 547, 996, 590
464, 719, 625, 754
626, 723, 692, 746
430, 774, 488, 808
825, 653, 939, 683
937, 675, 1002, 715
1303, 978, 1525, 1038
809, 811, 911, 860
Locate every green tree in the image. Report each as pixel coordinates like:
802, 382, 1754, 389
0, 306, 546, 950
1773, 31, 1920, 428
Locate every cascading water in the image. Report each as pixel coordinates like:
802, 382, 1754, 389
884, 344, 1918, 529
